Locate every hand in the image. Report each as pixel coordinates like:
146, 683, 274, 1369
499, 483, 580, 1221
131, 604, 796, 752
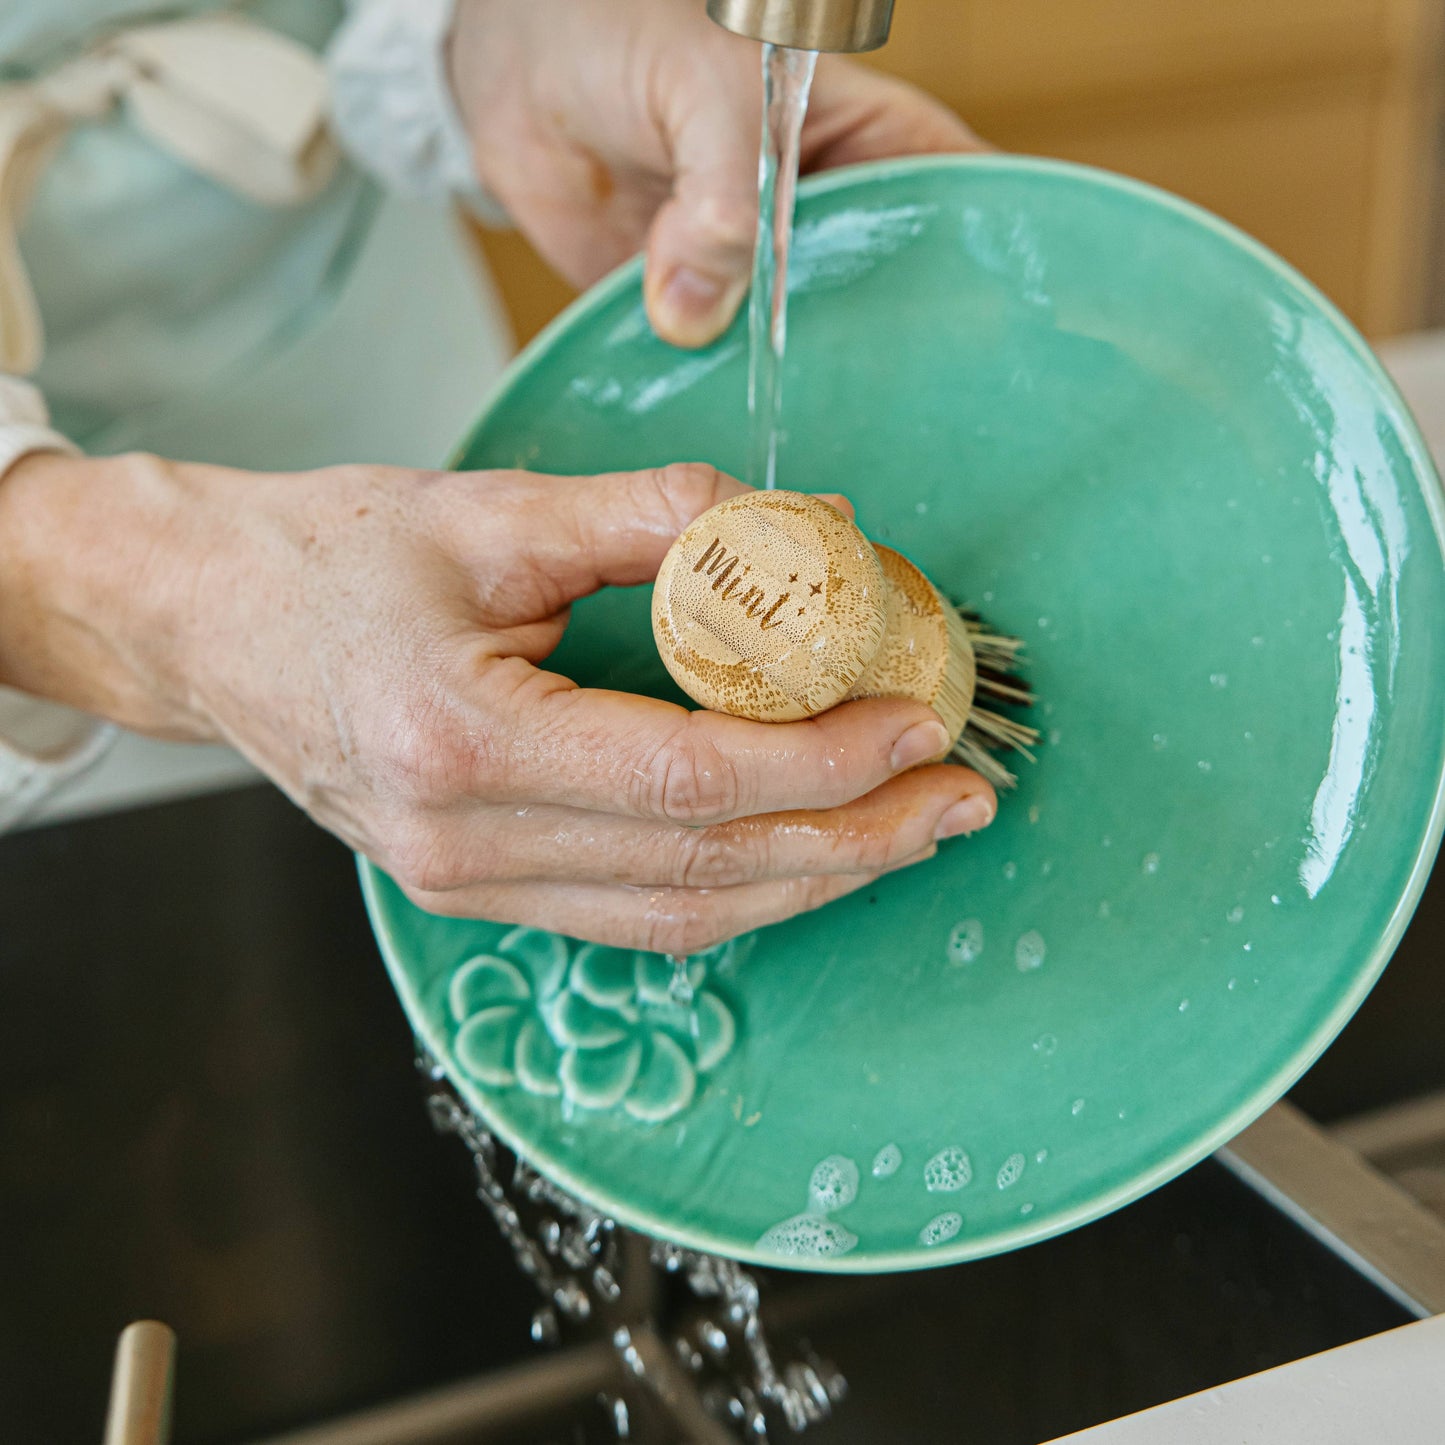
449, 0, 987, 347
0, 455, 996, 950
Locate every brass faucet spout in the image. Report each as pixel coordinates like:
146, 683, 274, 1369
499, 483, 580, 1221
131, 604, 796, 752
705, 0, 894, 53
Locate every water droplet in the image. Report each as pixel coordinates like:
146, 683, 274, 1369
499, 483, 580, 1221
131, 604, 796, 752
1097, 900, 1112, 919
997, 1153, 1026, 1189
1251, 635, 1265, 648
1151, 733, 1168, 750
1141, 852, 1160, 875
611, 1396, 631, 1436
1028, 804, 1040, 824
1243, 942, 1253, 952
1197, 760, 1213, 773
1040, 859, 1054, 877
1271, 894, 1281, 905
1243, 730, 1255, 742
1261, 553, 1273, 564
1071, 1098, 1086, 1116
1015, 931, 1046, 972
871, 1143, 902, 1179
1227, 906, 1244, 924
1101, 835, 1113, 848
1002, 861, 1018, 881
665, 954, 695, 1006
1035, 1149, 1049, 1164
1020, 1202, 1035, 1216
1032, 1033, 1058, 1056
919, 1211, 962, 1247
982, 590, 995, 603
1178, 998, 1190, 1012
924, 1146, 973, 1193
914, 500, 929, 514
1037, 616, 1051, 629
1048, 727, 1062, 746
946, 918, 984, 966
1209, 673, 1228, 689
1227, 977, 1238, 991
554, 1280, 591, 1320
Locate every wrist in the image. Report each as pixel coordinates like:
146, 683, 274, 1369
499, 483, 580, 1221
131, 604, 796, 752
0, 451, 219, 739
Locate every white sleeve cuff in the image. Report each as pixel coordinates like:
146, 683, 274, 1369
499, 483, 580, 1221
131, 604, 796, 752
0, 374, 115, 831
326, 0, 507, 223
0, 374, 80, 477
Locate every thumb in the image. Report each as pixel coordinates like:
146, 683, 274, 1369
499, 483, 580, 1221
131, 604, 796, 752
644, 91, 760, 349
502, 464, 748, 607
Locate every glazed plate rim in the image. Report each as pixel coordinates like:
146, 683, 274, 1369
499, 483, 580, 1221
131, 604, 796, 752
365, 153, 1445, 1271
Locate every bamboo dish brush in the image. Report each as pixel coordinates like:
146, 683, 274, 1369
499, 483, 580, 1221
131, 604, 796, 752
651, 491, 1039, 789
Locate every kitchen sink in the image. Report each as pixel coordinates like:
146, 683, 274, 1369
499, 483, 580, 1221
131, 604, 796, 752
1, 783, 1441, 1444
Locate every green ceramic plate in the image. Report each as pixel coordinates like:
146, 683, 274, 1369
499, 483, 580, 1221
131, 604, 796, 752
363, 156, 1445, 1272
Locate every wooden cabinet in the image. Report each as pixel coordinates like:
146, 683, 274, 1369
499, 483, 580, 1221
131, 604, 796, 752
475, 0, 1444, 344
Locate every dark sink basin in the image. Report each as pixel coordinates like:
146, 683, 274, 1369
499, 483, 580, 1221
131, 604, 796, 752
0, 784, 1438, 1444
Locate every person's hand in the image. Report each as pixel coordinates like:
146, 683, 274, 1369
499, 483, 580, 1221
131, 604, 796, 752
0, 455, 996, 950
449, 0, 987, 347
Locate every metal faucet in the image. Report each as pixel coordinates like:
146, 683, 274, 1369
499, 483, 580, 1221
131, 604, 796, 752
706, 0, 894, 53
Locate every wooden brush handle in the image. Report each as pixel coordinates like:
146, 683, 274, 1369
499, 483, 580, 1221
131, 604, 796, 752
652, 491, 975, 742
848, 545, 976, 747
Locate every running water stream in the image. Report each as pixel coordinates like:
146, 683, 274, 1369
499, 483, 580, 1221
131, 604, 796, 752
748, 43, 819, 490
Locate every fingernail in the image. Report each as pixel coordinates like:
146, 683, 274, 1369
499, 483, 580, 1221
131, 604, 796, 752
890, 720, 950, 772
935, 794, 996, 840
656, 266, 746, 346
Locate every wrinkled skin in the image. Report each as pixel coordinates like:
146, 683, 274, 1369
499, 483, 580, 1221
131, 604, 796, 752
0, 454, 995, 950
450, 0, 989, 346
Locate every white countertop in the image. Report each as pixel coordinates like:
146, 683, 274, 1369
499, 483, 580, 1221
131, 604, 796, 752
1044, 1312, 1445, 1444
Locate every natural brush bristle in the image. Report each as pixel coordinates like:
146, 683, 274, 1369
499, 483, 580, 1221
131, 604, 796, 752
949, 608, 1040, 791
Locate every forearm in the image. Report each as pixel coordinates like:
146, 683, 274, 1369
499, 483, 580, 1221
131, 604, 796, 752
0, 451, 215, 740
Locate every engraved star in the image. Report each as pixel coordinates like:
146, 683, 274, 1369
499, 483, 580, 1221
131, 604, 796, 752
788, 573, 798, 583
809, 581, 823, 595
797, 605, 806, 616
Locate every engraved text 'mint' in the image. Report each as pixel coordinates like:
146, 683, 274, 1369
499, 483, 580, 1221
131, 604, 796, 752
693, 536, 791, 629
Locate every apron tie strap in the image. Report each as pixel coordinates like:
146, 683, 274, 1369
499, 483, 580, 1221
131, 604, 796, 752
0, 14, 339, 375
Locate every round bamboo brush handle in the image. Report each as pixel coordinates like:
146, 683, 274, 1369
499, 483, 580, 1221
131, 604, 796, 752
652, 491, 976, 752
848, 544, 976, 747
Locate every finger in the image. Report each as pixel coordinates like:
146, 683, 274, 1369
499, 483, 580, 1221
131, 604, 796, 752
403, 853, 933, 953
643, 66, 761, 348
463, 463, 746, 623
467, 661, 957, 825
474, 466, 851, 623
802, 59, 993, 172
415, 765, 994, 890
